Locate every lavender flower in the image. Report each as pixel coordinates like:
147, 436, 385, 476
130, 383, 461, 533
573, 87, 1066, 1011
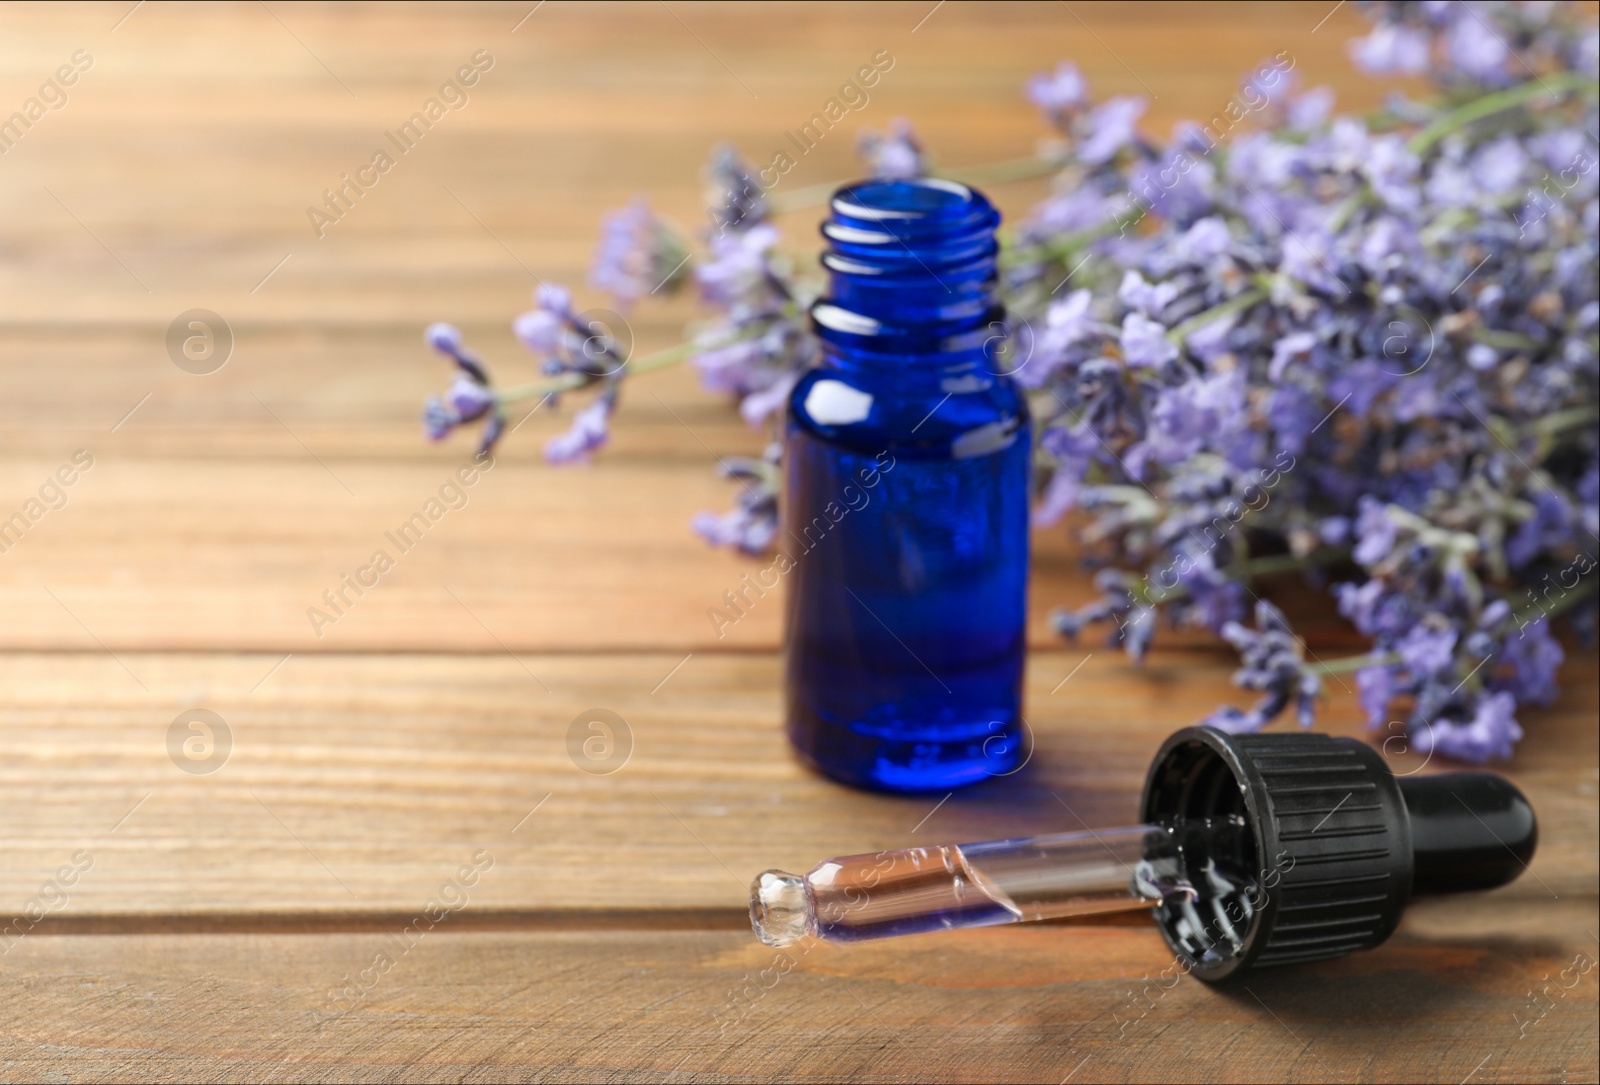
1118, 313, 1177, 370
516, 282, 632, 383
1444, 12, 1513, 85
1414, 690, 1524, 762
1349, 22, 1432, 75
689, 175, 816, 425
420, 323, 504, 454
1077, 96, 1147, 165
692, 446, 781, 555
857, 119, 927, 180
705, 144, 769, 236
1011, 1, 1595, 758
1202, 601, 1323, 733
417, 0, 1597, 763
545, 397, 612, 464
590, 198, 689, 308
1027, 62, 1089, 124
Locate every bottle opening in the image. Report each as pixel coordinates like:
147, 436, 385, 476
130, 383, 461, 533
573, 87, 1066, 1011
813, 178, 1003, 359
831, 177, 982, 224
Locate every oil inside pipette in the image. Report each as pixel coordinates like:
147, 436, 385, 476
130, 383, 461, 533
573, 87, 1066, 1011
751, 815, 1254, 953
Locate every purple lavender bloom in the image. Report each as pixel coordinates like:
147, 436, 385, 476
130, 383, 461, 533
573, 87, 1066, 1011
1349, 22, 1432, 74
1497, 617, 1564, 705
695, 224, 780, 307
693, 505, 777, 555
1176, 216, 1232, 262
1118, 271, 1181, 318
1018, 293, 1102, 389
1052, 569, 1149, 656
1267, 383, 1320, 457
1505, 490, 1573, 568
422, 396, 455, 442
1445, 12, 1513, 84
1228, 131, 1304, 189
1119, 312, 1178, 369
1396, 621, 1459, 676
474, 411, 505, 457
1356, 216, 1418, 277
1363, 135, 1422, 211
536, 282, 573, 315
1269, 331, 1317, 382
1415, 690, 1523, 762
1078, 96, 1146, 165
738, 370, 798, 427
692, 450, 781, 555
1120, 602, 1157, 662
445, 376, 494, 422
1424, 157, 1479, 208
1176, 551, 1248, 631
1026, 186, 1118, 236
421, 324, 501, 449
1326, 360, 1399, 419
858, 120, 926, 180
1336, 579, 1418, 642
705, 144, 769, 235
1203, 600, 1322, 732
1276, 224, 1346, 296
1352, 498, 1398, 566
1356, 664, 1400, 727
1470, 135, 1528, 196
1033, 423, 1101, 525
513, 309, 563, 355
589, 197, 687, 308
515, 284, 580, 357
425, 322, 463, 354
1136, 370, 1247, 472
1183, 309, 1239, 364
1287, 86, 1335, 130
1027, 61, 1089, 118
545, 399, 611, 464
691, 336, 764, 395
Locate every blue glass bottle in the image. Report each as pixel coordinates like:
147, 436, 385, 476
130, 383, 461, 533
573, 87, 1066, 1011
783, 178, 1030, 793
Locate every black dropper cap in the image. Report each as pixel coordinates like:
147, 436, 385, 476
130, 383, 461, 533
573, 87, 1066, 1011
1140, 727, 1538, 982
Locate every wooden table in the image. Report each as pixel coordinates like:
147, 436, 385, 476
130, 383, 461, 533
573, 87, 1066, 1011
1, 3, 1594, 1081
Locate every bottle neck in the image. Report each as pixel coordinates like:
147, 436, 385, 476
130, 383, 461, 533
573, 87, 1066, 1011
811, 178, 1003, 375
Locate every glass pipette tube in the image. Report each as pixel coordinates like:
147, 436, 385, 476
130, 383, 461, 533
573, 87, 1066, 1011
750, 816, 1249, 947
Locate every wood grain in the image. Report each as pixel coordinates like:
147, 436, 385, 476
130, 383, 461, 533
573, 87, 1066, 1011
1, 901, 1595, 1083
0, 2, 1593, 1081
0, 651, 1592, 916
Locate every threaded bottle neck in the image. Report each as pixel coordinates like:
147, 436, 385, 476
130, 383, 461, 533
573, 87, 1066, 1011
811, 178, 1003, 363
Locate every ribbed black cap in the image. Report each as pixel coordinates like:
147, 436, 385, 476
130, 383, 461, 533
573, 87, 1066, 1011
1140, 727, 1414, 982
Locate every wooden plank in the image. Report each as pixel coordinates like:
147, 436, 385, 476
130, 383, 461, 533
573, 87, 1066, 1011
0, 449, 1109, 653
0, 0, 1386, 658
2, 650, 1592, 916
1, 897, 1594, 1083
0, 432, 1364, 654
0, 2, 1387, 326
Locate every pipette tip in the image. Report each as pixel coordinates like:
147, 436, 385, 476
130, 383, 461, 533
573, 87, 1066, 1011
750, 870, 808, 947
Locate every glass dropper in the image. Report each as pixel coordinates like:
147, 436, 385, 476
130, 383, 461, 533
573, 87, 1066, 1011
752, 728, 1545, 980
750, 815, 1252, 949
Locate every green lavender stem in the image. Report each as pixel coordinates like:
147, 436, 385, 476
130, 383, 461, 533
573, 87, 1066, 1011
496, 341, 698, 404
1166, 289, 1266, 344
1308, 651, 1400, 676
1407, 72, 1599, 154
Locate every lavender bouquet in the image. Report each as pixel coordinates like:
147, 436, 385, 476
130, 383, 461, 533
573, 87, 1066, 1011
420, 2, 1598, 763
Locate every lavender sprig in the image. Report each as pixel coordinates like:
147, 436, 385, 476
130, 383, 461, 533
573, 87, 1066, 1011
418, 0, 1599, 763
